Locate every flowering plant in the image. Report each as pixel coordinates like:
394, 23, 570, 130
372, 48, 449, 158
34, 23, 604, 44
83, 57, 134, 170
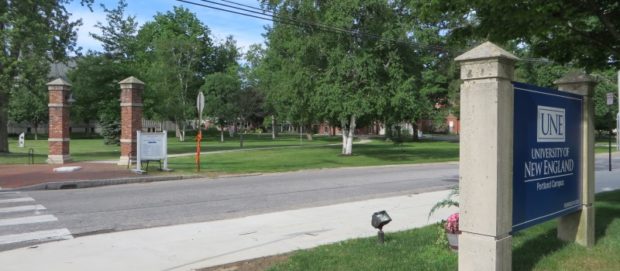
445, 213, 460, 234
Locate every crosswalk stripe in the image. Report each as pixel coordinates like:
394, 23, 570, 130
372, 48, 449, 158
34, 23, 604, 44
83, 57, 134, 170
0, 229, 73, 245
0, 205, 46, 213
0, 215, 57, 227
0, 197, 35, 204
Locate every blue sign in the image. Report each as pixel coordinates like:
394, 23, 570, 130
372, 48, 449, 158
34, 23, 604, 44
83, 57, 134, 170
512, 82, 582, 232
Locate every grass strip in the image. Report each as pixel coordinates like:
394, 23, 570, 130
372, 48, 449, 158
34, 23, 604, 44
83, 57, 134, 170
268, 190, 620, 271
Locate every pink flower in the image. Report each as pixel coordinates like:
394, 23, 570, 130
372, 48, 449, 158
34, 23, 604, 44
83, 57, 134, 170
445, 212, 460, 234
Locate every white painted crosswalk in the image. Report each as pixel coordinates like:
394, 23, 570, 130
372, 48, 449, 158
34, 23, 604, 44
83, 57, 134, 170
0, 229, 73, 245
0, 204, 46, 213
0, 192, 73, 250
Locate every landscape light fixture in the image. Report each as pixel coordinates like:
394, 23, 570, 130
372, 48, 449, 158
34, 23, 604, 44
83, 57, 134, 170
371, 210, 392, 244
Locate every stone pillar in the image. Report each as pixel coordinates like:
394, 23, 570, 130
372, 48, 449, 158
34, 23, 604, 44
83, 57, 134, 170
455, 42, 518, 271
554, 72, 596, 247
47, 78, 72, 164
118, 76, 144, 166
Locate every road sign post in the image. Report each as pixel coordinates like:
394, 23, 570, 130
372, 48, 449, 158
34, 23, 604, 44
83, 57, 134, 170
196, 92, 205, 172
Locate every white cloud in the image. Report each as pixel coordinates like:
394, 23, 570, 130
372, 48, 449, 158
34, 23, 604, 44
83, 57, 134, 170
68, 0, 270, 56
69, 7, 106, 53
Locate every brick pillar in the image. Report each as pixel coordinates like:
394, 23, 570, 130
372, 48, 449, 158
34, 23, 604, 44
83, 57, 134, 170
118, 76, 145, 165
455, 42, 519, 271
47, 78, 72, 164
555, 72, 597, 247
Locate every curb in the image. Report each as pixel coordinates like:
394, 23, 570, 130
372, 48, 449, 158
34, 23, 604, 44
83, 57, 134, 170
6, 174, 203, 191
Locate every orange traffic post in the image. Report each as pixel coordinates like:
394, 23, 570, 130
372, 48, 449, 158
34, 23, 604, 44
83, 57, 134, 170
195, 129, 202, 172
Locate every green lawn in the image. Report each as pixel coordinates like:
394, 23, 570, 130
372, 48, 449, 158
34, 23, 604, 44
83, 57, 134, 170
168, 140, 459, 174
268, 190, 620, 271
0, 133, 342, 164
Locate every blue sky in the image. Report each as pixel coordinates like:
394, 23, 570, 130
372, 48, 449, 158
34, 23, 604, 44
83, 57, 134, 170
67, 0, 270, 54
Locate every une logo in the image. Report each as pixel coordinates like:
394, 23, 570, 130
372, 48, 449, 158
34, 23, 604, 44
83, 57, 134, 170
537, 106, 565, 142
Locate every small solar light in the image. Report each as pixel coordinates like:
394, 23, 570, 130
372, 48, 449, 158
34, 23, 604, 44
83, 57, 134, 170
371, 210, 392, 244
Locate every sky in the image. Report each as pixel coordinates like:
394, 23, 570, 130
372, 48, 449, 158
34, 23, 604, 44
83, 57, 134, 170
67, 0, 271, 54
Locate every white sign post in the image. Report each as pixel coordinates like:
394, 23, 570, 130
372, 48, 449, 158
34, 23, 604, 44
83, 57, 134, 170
135, 130, 170, 173
18, 132, 25, 148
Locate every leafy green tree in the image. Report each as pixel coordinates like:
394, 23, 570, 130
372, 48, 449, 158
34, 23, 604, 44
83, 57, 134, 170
8, 55, 49, 140
592, 70, 619, 133
201, 69, 241, 142
136, 6, 214, 141
90, 0, 138, 61
0, 0, 93, 153
263, 0, 428, 154
68, 0, 136, 143
68, 55, 133, 144
414, 0, 620, 70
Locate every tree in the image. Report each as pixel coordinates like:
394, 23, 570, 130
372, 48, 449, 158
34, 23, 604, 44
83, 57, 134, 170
68, 0, 137, 143
243, 44, 276, 138
0, 0, 93, 153
68, 54, 133, 144
261, 0, 437, 154
136, 6, 214, 141
90, 0, 137, 61
8, 55, 49, 140
201, 69, 241, 142
415, 0, 620, 70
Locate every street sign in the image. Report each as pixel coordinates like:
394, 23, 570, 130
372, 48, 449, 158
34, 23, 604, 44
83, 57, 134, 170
607, 93, 614, 105
512, 82, 583, 232
197, 92, 205, 117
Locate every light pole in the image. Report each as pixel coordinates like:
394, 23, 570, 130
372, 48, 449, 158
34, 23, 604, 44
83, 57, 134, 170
617, 71, 619, 151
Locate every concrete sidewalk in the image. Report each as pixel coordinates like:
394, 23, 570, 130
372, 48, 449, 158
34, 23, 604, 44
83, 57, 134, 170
0, 190, 457, 271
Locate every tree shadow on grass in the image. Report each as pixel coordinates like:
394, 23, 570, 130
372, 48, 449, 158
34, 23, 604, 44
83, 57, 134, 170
513, 190, 620, 271
593, 190, 620, 241
512, 227, 568, 271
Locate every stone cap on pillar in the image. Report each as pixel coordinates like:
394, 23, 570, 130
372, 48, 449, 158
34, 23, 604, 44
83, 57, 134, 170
46, 78, 72, 87
554, 71, 597, 96
455, 41, 519, 63
119, 76, 145, 89
455, 41, 519, 81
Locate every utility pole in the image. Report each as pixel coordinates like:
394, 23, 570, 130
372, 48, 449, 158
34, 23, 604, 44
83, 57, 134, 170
617, 71, 619, 151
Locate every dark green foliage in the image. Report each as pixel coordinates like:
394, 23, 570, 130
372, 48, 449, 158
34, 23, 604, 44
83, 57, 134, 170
0, 0, 93, 152
98, 113, 120, 145
414, 0, 620, 70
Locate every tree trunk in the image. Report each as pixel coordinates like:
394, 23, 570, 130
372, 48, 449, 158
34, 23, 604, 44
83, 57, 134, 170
175, 121, 185, 142
305, 125, 313, 140
343, 115, 356, 155
412, 122, 419, 141
0, 91, 8, 153
33, 123, 39, 141
230, 123, 237, 137
384, 121, 392, 141
220, 125, 224, 142
271, 115, 276, 140
341, 119, 347, 154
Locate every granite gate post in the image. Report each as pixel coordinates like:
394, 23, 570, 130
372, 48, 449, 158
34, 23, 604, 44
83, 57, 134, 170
554, 72, 596, 247
455, 42, 518, 271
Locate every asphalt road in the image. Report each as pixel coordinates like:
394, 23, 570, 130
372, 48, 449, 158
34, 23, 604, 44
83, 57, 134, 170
30, 163, 459, 235
1, 153, 619, 251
